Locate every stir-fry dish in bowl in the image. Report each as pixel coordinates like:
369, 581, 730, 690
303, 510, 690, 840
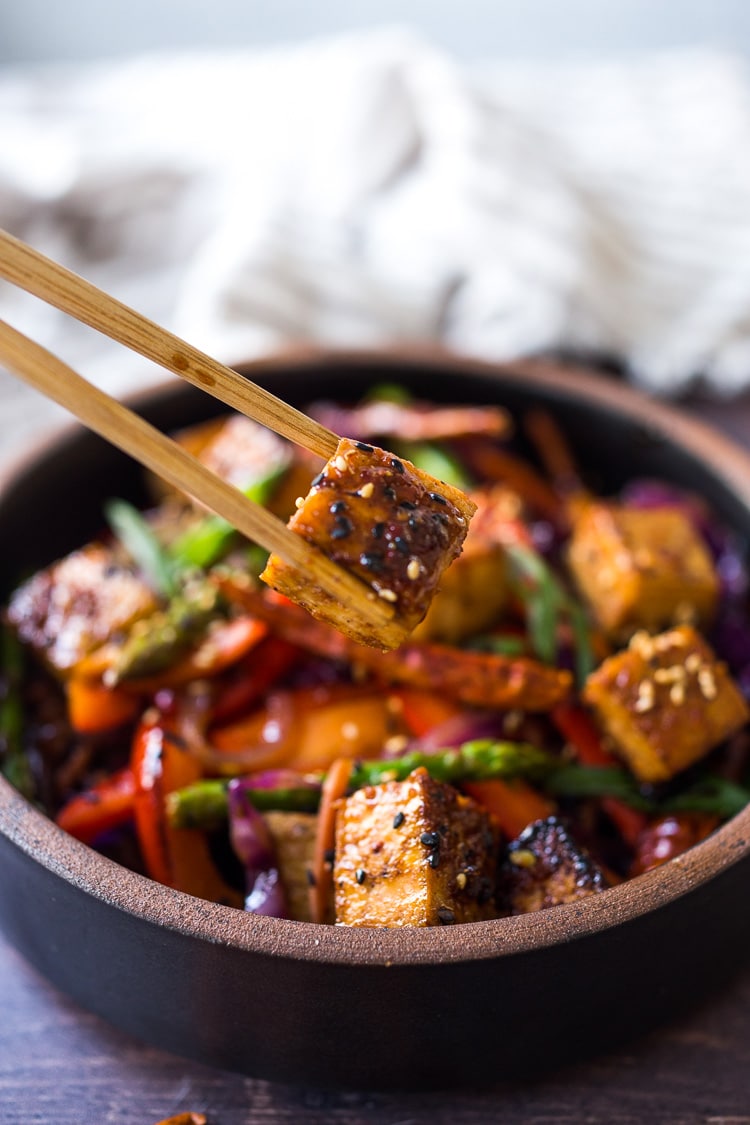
4, 386, 750, 929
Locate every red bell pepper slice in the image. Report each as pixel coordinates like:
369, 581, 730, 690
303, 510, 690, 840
56, 767, 136, 845
551, 704, 647, 846
463, 778, 555, 840
210, 636, 302, 725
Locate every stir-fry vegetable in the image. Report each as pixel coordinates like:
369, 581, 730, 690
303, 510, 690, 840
5, 389, 750, 928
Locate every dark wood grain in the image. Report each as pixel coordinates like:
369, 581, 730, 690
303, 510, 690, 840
3, 390, 750, 1125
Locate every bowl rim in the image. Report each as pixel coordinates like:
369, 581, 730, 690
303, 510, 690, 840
2, 345, 750, 968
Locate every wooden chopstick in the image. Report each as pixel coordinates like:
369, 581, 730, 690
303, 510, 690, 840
0, 318, 394, 630
0, 229, 339, 460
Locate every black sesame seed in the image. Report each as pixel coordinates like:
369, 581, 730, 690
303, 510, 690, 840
399, 500, 417, 510
390, 458, 405, 473
437, 907, 455, 925
359, 552, 383, 572
330, 500, 347, 514
355, 441, 374, 452
324, 849, 335, 866
311, 472, 325, 487
306, 868, 317, 887
428, 852, 441, 869
331, 517, 353, 540
355, 868, 367, 885
372, 522, 385, 539
392, 811, 405, 829
383, 485, 397, 501
420, 831, 440, 849
429, 491, 447, 505
407, 515, 420, 531
392, 537, 409, 555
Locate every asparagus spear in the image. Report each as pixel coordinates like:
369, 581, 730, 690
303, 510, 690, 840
0, 626, 34, 799
167, 741, 557, 829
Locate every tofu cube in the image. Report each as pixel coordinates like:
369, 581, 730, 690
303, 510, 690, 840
261, 438, 476, 650
7, 545, 158, 675
414, 485, 512, 644
334, 767, 498, 927
583, 625, 749, 783
567, 503, 718, 636
264, 811, 318, 923
498, 816, 609, 915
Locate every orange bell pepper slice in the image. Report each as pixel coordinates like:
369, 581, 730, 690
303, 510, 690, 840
66, 678, 139, 734
462, 778, 554, 839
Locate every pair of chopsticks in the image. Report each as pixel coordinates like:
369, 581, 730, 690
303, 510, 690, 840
0, 229, 394, 630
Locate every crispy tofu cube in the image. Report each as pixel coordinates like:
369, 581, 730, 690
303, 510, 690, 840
7, 545, 158, 675
264, 811, 317, 923
414, 486, 511, 644
334, 767, 498, 927
498, 816, 609, 915
583, 625, 749, 783
196, 415, 291, 496
567, 503, 718, 636
261, 438, 476, 650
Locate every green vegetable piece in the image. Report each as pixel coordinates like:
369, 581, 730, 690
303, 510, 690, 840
105, 499, 179, 598
170, 466, 287, 570
0, 626, 35, 799
395, 440, 472, 490
112, 581, 222, 682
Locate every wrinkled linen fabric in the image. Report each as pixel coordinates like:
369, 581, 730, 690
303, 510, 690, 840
1, 29, 750, 451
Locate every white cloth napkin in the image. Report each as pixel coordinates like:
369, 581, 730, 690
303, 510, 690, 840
2, 29, 750, 453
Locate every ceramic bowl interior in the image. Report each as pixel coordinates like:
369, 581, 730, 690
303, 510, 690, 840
1, 351, 750, 1089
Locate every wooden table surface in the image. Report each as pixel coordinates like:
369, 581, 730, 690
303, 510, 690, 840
2, 386, 750, 1125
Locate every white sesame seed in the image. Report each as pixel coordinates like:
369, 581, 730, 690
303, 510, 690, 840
334, 455, 348, 472
698, 667, 717, 700
378, 588, 398, 602
685, 653, 702, 673
634, 681, 655, 712
358, 482, 374, 499
456, 872, 468, 890
509, 849, 537, 868
669, 681, 685, 705
294, 496, 305, 509
406, 558, 421, 581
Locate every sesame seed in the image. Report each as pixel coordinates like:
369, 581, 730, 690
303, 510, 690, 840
429, 491, 447, 505
372, 522, 385, 539
306, 868, 317, 887
392, 536, 410, 555
359, 482, 374, 499
330, 500, 347, 514
355, 442, 374, 452
383, 485, 397, 501
311, 471, 325, 487
420, 831, 440, 849
437, 907, 455, 925
334, 455, 348, 472
698, 667, 717, 700
390, 458, 405, 474
669, 681, 685, 705
378, 588, 398, 602
355, 868, 366, 885
407, 558, 421, 581
428, 852, 441, 869
294, 496, 305, 509
634, 681, 655, 712
399, 500, 417, 510
331, 517, 353, 540
629, 631, 655, 659
392, 811, 405, 829
384, 734, 409, 754
685, 653, 702, 673
456, 872, 467, 890
360, 552, 383, 572
324, 849, 335, 866
509, 849, 537, 868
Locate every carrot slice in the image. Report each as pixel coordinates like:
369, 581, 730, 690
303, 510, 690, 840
463, 778, 554, 839
66, 678, 139, 734
309, 757, 353, 925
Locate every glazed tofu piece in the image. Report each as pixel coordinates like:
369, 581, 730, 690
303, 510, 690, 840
567, 503, 718, 636
195, 415, 292, 497
264, 811, 317, 923
7, 545, 158, 675
334, 767, 498, 927
414, 485, 513, 644
583, 625, 749, 783
261, 438, 476, 650
498, 816, 609, 915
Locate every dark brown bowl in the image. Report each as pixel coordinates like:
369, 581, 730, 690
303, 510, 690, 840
2, 349, 750, 1091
